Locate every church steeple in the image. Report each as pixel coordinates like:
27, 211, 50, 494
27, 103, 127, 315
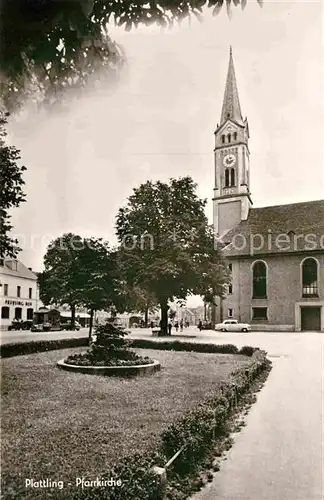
213, 48, 252, 237
220, 47, 244, 126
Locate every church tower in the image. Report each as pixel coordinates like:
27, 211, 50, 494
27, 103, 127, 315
213, 48, 252, 237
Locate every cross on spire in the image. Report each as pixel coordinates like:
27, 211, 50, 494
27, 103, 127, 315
220, 47, 243, 125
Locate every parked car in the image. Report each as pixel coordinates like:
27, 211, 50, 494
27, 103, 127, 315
8, 320, 33, 331
43, 321, 51, 332
60, 321, 81, 331
30, 324, 43, 332
215, 319, 251, 332
31, 322, 61, 332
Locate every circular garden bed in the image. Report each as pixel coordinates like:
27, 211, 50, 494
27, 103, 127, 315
57, 358, 161, 376
57, 320, 161, 377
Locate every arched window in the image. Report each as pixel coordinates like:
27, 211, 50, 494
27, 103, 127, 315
230, 168, 235, 186
233, 132, 237, 140
1, 306, 10, 319
221, 135, 225, 144
302, 258, 318, 296
252, 261, 267, 298
227, 134, 231, 143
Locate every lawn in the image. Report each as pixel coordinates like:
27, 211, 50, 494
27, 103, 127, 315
1, 347, 252, 499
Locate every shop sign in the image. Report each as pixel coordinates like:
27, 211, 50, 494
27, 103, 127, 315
4, 300, 33, 307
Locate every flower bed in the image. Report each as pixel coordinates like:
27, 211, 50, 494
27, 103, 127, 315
63, 321, 155, 371
57, 357, 161, 377
65, 351, 153, 367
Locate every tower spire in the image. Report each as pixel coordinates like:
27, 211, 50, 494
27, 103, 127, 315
220, 47, 243, 125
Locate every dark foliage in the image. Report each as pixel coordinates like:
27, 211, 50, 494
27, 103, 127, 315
1, 1, 262, 109
0, 336, 88, 358
238, 345, 258, 356
0, 112, 27, 258
65, 320, 153, 366
116, 177, 230, 335
130, 339, 240, 355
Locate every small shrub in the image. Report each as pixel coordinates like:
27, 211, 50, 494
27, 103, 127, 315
65, 321, 153, 367
238, 346, 258, 357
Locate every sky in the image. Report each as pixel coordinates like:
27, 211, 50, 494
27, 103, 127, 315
7, 0, 324, 307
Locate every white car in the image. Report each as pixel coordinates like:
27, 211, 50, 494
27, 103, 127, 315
215, 319, 251, 332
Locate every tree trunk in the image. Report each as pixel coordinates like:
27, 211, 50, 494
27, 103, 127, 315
71, 304, 76, 329
220, 297, 224, 323
88, 308, 94, 340
160, 298, 168, 336
211, 303, 216, 325
144, 305, 149, 327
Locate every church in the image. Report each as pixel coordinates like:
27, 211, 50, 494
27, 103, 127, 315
213, 49, 324, 332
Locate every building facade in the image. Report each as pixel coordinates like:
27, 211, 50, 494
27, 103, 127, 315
213, 49, 324, 332
0, 259, 38, 330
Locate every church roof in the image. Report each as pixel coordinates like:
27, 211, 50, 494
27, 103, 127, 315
221, 199, 324, 257
220, 47, 244, 126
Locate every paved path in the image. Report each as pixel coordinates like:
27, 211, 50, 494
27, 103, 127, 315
0, 328, 89, 345
0, 326, 199, 346
190, 332, 323, 500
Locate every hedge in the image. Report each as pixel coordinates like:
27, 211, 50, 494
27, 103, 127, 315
130, 339, 258, 357
0, 337, 258, 359
0, 337, 89, 358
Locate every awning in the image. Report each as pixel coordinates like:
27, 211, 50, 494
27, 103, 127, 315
60, 312, 91, 319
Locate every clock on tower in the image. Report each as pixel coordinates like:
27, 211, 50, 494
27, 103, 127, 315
223, 154, 236, 168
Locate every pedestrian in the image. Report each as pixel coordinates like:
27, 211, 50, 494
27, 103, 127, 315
180, 319, 183, 332
175, 321, 179, 332
198, 319, 202, 331
168, 322, 172, 335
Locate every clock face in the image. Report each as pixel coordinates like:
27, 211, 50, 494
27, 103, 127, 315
223, 154, 236, 167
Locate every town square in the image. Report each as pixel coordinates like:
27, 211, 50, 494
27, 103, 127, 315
0, 0, 323, 499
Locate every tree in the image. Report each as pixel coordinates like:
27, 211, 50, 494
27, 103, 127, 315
39, 234, 126, 334
127, 287, 159, 327
76, 238, 122, 337
39, 233, 85, 328
116, 176, 230, 335
1, 0, 262, 110
115, 275, 159, 327
0, 112, 27, 259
